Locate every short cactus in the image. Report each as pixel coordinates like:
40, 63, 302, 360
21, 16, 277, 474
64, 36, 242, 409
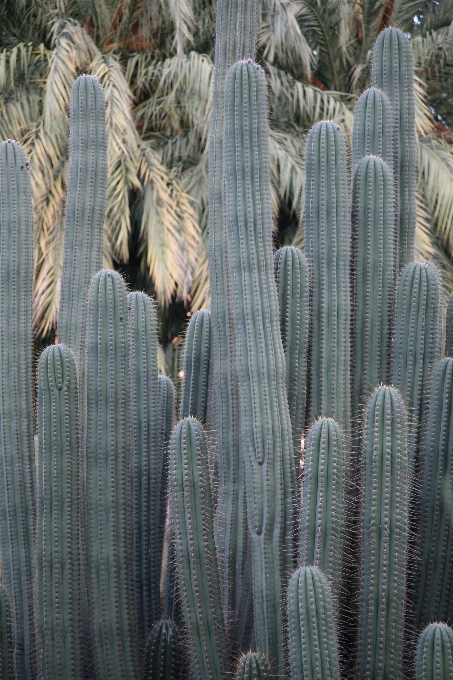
0, 586, 13, 680
299, 418, 344, 602
288, 566, 341, 680
235, 652, 272, 679
180, 309, 211, 422
144, 620, 181, 680
416, 623, 453, 680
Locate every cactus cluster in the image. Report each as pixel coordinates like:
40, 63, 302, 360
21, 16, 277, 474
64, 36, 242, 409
0, 2, 452, 680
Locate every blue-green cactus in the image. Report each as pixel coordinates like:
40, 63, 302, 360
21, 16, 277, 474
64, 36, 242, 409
0, 586, 13, 680
0, 139, 36, 680
144, 620, 181, 680
235, 652, 272, 679
446, 292, 453, 356
416, 623, 453, 680
180, 309, 211, 422
288, 566, 341, 680
352, 87, 392, 170
37, 344, 81, 680
358, 386, 408, 679
274, 246, 309, 470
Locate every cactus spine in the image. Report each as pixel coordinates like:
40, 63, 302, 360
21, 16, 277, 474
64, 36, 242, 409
358, 386, 408, 679
415, 358, 453, 630
274, 246, 309, 469
393, 261, 442, 474
372, 27, 416, 271
224, 59, 296, 674
305, 120, 351, 431
0, 139, 36, 680
37, 345, 81, 679
235, 652, 272, 679
144, 620, 181, 680
416, 623, 453, 680
352, 87, 392, 170
352, 155, 394, 416
85, 270, 138, 680
287, 566, 341, 680
58, 75, 107, 364
0, 586, 13, 680
128, 291, 161, 642
170, 417, 230, 678
180, 310, 211, 422
299, 418, 344, 602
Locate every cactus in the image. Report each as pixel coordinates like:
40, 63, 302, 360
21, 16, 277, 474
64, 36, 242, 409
351, 155, 395, 418
85, 270, 138, 680
416, 623, 453, 680
372, 27, 416, 271
58, 75, 107, 365
287, 566, 341, 680
144, 620, 181, 680
235, 652, 272, 679
224, 59, 296, 674
128, 291, 161, 642
393, 260, 442, 474
180, 309, 211, 422
305, 120, 351, 432
299, 418, 345, 602
170, 417, 230, 678
358, 386, 408, 680
37, 344, 81, 680
0, 586, 13, 680
415, 358, 453, 630
209, 0, 257, 646
0, 139, 36, 680
274, 246, 309, 470
446, 292, 453, 356
352, 87, 392, 170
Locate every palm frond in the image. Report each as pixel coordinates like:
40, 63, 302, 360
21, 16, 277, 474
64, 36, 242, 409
418, 135, 453, 248
415, 188, 453, 297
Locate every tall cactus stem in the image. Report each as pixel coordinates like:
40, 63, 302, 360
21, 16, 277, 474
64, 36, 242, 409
305, 120, 351, 432
224, 60, 296, 673
58, 75, 107, 365
85, 270, 138, 680
170, 417, 230, 678
128, 292, 161, 642
358, 386, 408, 679
352, 87, 392, 170
274, 246, 309, 470
372, 27, 416, 271
0, 139, 36, 680
0, 586, 13, 680
37, 345, 81, 680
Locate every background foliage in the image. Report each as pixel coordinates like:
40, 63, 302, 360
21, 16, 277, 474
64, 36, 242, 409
1, 0, 453, 349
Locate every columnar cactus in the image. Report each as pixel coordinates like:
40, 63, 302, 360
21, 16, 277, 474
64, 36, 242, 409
224, 58, 296, 674
351, 155, 394, 418
358, 386, 408, 679
287, 566, 341, 680
0, 586, 13, 680
58, 75, 107, 365
393, 260, 442, 474
85, 270, 138, 680
416, 623, 453, 680
37, 344, 81, 680
0, 139, 36, 680
170, 417, 230, 678
352, 87, 392, 169
274, 246, 309, 469
305, 120, 351, 432
372, 27, 416, 271
415, 358, 453, 630
144, 620, 181, 680
180, 309, 211, 422
446, 292, 453, 356
235, 652, 272, 679
128, 291, 161, 642
299, 418, 345, 602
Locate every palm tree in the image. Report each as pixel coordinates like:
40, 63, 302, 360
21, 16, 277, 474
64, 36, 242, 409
1, 0, 453, 340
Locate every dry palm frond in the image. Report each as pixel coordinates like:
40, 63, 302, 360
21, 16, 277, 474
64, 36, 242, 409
418, 135, 453, 248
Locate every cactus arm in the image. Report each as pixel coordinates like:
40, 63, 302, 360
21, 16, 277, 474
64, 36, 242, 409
352, 88, 392, 170
37, 344, 81, 679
